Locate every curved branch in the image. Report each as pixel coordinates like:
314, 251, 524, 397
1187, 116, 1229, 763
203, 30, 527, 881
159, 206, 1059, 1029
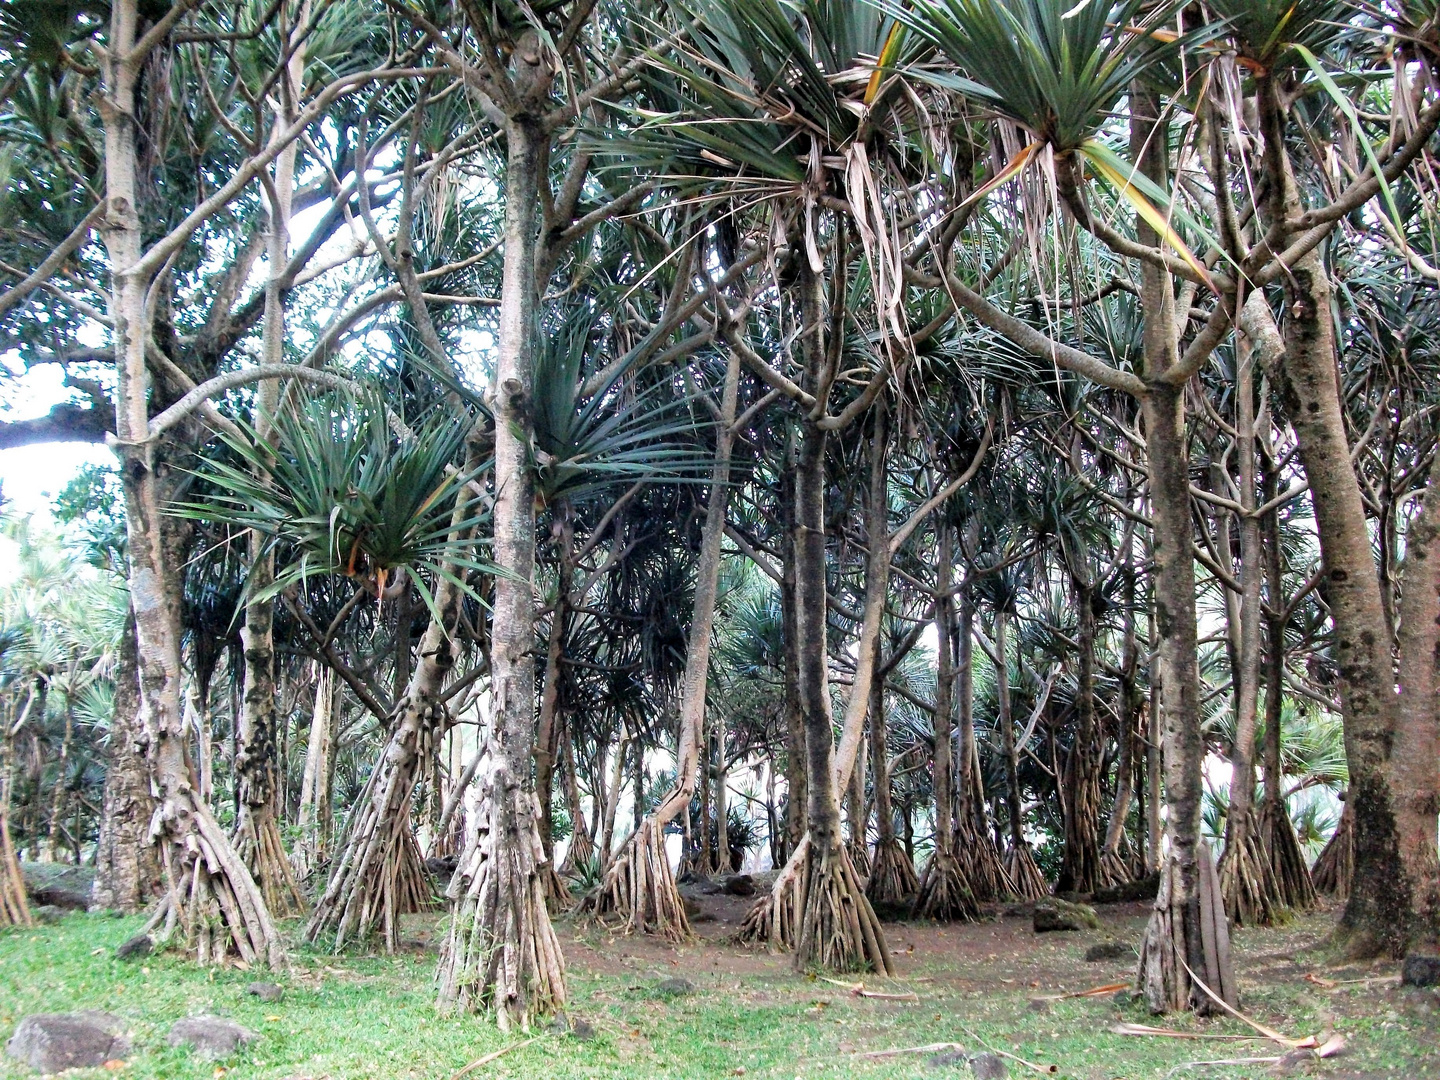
146, 366, 360, 440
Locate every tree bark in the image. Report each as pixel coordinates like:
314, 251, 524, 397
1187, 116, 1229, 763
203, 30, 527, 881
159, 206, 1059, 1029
91, 614, 161, 912
1131, 86, 1231, 1014
1257, 76, 1432, 957
437, 105, 565, 1027
1059, 571, 1102, 895
103, 0, 282, 967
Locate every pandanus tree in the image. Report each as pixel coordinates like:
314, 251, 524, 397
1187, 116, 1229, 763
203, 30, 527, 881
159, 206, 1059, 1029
616, 0, 928, 971
1202, 0, 1440, 957
892, 0, 1243, 1011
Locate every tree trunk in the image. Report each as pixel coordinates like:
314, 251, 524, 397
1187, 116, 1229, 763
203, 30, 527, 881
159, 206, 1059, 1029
296, 664, 336, 880
103, 0, 281, 966
1129, 86, 1231, 1013
1257, 78, 1430, 957
437, 111, 565, 1027
1390, 459, 1440, 946
916, 525, 979, 920
1102, 520, 1141, 885
535, 509, 574, 908
781, 454, 807, 862
1059, 572, 1102, 895
867, 593, 917, 906
787, 253, 891, 975
1219, 327, 1282, 926
92, 614, 162, 911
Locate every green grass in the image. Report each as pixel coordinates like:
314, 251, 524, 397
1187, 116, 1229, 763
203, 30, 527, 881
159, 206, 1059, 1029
1, 909, 1436, 1079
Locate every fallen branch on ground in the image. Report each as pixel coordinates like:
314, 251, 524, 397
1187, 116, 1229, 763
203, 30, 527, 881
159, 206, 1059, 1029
448, 1037, 541, 1080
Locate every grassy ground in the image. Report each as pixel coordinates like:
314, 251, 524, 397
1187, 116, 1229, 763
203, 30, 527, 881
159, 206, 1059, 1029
2, 899, 1436, 1079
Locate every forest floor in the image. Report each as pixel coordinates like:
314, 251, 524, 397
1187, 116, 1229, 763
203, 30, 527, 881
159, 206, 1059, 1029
3, 877, 1437, 1080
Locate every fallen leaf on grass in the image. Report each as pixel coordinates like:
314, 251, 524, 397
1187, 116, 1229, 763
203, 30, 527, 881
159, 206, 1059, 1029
1111, 1023, 1264, 1042
1033, 982, 1128, 1002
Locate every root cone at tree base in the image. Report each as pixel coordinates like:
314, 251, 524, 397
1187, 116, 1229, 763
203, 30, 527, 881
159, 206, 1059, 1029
1219, 808, 1287, 928
1312, 799, 1353, 899
582, 819, 690, 941
437, 784, 567, 1030
1138, 843, 1236, 1015
866, 838, 919, 909
912, 849, 980, 922
737, 835, 805, 950
794, 840, 894, 976
1004, 844, 1048, 902
1258, 798, 1317, 914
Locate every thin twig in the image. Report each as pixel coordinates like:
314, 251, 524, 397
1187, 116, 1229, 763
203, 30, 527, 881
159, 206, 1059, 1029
448, 1036, 540, 1080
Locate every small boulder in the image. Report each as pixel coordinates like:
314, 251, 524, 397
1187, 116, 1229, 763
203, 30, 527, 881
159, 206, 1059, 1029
1092, 873, 1161, 905
1402, 955, 1440, 988
1084, 940, 1132, 963
167, 1016, 257, 1059
719, 874, 756, 897
1033, 898, 1099, 933
31, 904, 64, 924
656, 976, 695, 996
21, 864, 93, 911
115, 933, 152, 961
6, 1012, 130, 1073
424, 856, 457, 887
926, 1048, 968, 1067
968, 1051, 1008, 1079
246, 981, 284, 1003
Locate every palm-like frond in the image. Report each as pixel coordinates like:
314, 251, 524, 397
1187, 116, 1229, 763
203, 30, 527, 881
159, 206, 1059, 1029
890, 0, 1185, 151
175, 388, 488, 619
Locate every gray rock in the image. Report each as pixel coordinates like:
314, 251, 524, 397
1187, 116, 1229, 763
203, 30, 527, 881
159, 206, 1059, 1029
246, 981, 284, 1003
1084, 940, 1132, 962
1091, 873, 1160, 904
1402, 955, 1440, 988
656, 976, 695, 996
6, 1012, 130, 1073
31, 904, 64, 924
927, 1048, 968, 1067
1033, 898, 1100, 933
720, 874, 756, 897
115, 933, 152, 961
21, 864, 94, 911
968, 1051, 1008, 1079
167, 1016, 257, 1059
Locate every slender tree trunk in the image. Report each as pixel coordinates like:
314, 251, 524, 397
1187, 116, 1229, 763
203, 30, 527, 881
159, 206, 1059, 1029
781, 455, 807, 861
1219, 328, 1281, 925
92, 615, 161, 911
1102, 520, 1140, 883
1391, 459, 1440, 946
535, 507, 573, 904
1258, 456, 1318, 912
587, 344, 740, 934
438, 108, 566, 1027
1059, 572, 1101, 895
787, 252, 891, 975
717, 710, 732, 873
867, 626, 916, 906
916, 525, 979, 919
1128, 86, 1233, 1014
296, 665, 335, 879
1257, 78, 1433, 956
103, 0, 281, 966
556, 721, 593, 877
